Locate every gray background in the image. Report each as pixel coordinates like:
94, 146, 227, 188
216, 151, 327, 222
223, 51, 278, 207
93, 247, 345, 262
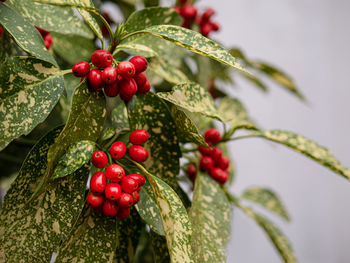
196, 0, 350, 262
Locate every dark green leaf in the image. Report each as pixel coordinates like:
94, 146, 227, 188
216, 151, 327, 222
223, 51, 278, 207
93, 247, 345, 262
150, 231, 170, 263
0, 57, 64, 149
149, 57, 188, 84
77, 8, 103, 41
111, 101, 130, 132
0, 127, 89, 262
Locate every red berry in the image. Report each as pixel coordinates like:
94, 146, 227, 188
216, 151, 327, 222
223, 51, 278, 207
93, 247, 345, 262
105, 183, 122, 201
120, 78, 138, 96
218, 157, 230, 170
121, 176, 139, 193
200, 23, 213, 37
211, 147, 223, 166
129, 129, 149, 145
44, 34, 52, 50
102, 199, 119, 216
1, 0, 7, 2
182, 18, 191, 29
180, 5, 197, 20
91, 50, 113, 68
105, 164, 125, 182
173, 6, 181, 13
134, 72, 147, 87
90, 172, 107, 195
72, 61, 90, 77
187, 163, 197, 179
136, 186, 141, 193
93, 206, 103, 215
204, 128, 221, 145
129, 56, 148, 73
102, 66, 117, 84
0, 27, 3, 39
199, 156, 214, 172
110, 141, 127, 159
117, 207, 130, 220
87, 192, 104, 208
210, 21, 220, 31
91, 150, 108, 168
132, 191, 140, 204
128, 174, 146, 186
179, 0, 189, 5
88, 69, 104, 91
117, 193, 133, 207
197, 145, 213, 156
210, 167, 228, 185
117, 61, 135, 79
128, 145, 149, 162
119, 90, 134, 101
201, 8, 215, 22
36, 26, 49, 37
138, 80, 151, 94
104, 82, 119, 97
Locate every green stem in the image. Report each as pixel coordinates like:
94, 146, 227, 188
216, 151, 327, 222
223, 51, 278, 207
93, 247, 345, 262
219, 134, 258, 144
119, 31, 145, 43
102, 132, 119, 151
181, 147, 197, 153
93, 11, 116, 53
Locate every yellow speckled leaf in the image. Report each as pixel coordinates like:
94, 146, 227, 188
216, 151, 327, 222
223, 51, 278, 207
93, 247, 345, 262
149, 57, 188, 84
77, 8, 103, 41
31, 0, 95, 9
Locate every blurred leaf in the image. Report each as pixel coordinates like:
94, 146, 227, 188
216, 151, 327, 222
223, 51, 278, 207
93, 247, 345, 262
143, 0, 159, 7
77, 8, 103, 41
150, 231, 170, 263
115, 43, 159, 57
111, 101, 129, 132
189, 173, 232, 263
31, 0, 95, 9
242, 187, 290, 221
149, 57, 188, 84
0, 57, 64, 150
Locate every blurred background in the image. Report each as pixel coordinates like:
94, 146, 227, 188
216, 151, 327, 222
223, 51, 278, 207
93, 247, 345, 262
196, 0, 350, 262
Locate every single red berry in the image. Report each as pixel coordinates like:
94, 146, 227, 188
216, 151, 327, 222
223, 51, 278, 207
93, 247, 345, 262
200, 23, 213, 37
136, 186, 141, 193
187, 163, 197, 180
201, 8, 215, 22
204, 128, 221, 145
129, 56, 148, 73
132, 191, 140, 204
102, 66, 117, 84
128, 174, 146, 186
211, 147, 223, 166
117, 193, 133, 207
210, 21, 220, 31
44, 34, 52, 50
110, 141, 127, 159
91, 50, 113, 68
104, 82, 119, 97
117, 61, 135, 78
105, 183, 122, 201
129, 129, 149, 145
93, 206, 103, 215
119, 90, 134, 101
102, 199, 119, 216
0, 27, 3, 39
120, 78, 138, 96
87, 192, 104, 208
138, 80, 151, 94
173, 6, 181, 13
182, 18, 191, 29
179, 0, 189, 5
208, 87, 219, 99
134, 72, 147, 87
91, 150, 108, 168
197, 145, 213, 156
105, 164, 125, 182
218, 157, 230, 170
121, 176, 139, 193
210, 167, 228, 185
72, 61, 90, 77
88, 69, 104, 91
129, 145, 149, 163
36, 26, 49, 37
90, 172, 107, 195
199, 156, 214, 172
180, 5, 197, 20
117, 207, 130, 220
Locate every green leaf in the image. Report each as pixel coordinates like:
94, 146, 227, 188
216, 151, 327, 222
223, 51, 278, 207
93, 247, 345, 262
189, 173, 232, 263
52, 140, 96, 179
0, 57, 64, 150
125, 25, 247, 73
0, 127, 89, 262
56, 207, 117, 263
47, 81, 106, 170
233, 198, 297, 263
111, 101, 130, 132
253, 130, 350, 180
6, 0, 93, 39
115, 43, 159, 58
125, 7, 182, 33
31, 0, 95, 9
127, 93, 181, 186
77, 8, 103, 41
156, 82, 222, 121
0, 4, 57, 66
149, 57, 188, 84
242, 187, 290, 221
171, 106, 207, 147
150, 231, 170, 263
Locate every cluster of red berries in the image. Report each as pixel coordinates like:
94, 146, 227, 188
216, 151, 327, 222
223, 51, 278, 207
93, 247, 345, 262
174, 1, 219, 37
72, 51, 151, 101
187, 128, 230, 185
36, 27, 52, 50
87, 129, 150, 219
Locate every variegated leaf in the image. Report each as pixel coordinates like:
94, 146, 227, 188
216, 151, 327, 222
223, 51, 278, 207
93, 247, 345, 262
114, 43, 159, 58
77, 8, 103, 41
125, 7, 182, 33
149, 57, 188, 84
0, 4, 57, 66
0, 128, 89, 263
6, 0, 93, 39
128, 25, 247, 73
127, 93, 181, 186
31, 0, 95, 9
189, 173, 231, 263
111, 101, 130, 132
0, 30, 27, 61
0, 57, 64, 150
52, 140, 96, 179
47, 81, 106, 170
99, 127, 116, 142
171, 106, 207, 147
55, 207, 117, 263
242, 187, 290, 221
156, 82, 222, 121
